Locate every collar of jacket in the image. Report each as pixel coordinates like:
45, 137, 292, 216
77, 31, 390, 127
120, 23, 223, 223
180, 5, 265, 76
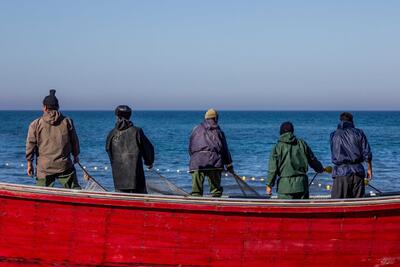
42, 110, 63, 125
116, 118, 133, 131
338, 121, 354, 130
278, 132, 297, 144
203, 119, 219, 130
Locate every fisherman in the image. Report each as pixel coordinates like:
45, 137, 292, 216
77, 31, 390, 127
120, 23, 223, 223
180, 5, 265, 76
106, 105, 154, 193
188, 109, 234, 197
266, 122, 326, 199
330, 112, 373, 198
26, 89, 81, 189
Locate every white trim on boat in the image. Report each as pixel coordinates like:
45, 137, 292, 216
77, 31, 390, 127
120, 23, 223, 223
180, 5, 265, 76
0, 182, 399, 208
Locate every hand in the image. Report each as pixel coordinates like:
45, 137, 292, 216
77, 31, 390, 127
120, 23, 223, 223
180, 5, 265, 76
226, 164, 234, 174
27, 162, 34, 177
83, 172, 90, 181
266, 186, 272, 196
324, 166, 333, 174
73, 156, 80, 164
367, 168, 373, 180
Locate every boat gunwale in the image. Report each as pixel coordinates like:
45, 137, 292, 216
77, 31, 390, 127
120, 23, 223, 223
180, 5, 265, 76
1, 182, 400, 212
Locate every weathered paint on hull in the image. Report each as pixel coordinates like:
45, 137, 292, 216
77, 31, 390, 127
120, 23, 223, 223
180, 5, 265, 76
0, 183, 399, 267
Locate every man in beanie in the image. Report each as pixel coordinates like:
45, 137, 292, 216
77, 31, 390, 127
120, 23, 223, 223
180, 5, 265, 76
266, 121, 326, 199
330, 112, 373, 198
188, 109, 234, 197
106, 105, 154, 193
26, 89, 81, 189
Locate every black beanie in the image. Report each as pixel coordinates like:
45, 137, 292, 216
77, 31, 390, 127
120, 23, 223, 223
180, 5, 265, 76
43, 89, 59, 110
340, 112, 353, 122
115, 105, 132, 119
280, 121, 294, 135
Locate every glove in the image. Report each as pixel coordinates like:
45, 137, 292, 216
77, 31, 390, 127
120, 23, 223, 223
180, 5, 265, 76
226, 164, 234, 174
324, 166, 333, 174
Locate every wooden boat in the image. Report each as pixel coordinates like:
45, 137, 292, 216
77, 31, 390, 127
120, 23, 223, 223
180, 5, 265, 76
0, 182, 399, 267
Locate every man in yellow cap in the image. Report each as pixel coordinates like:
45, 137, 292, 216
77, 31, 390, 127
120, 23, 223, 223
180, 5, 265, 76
188, 109, 234, 197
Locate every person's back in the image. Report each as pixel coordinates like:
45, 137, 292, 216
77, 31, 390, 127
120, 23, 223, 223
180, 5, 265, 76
331, 122, 370, 177
189, 119, 231, 172
266, 122, 325, 199
330, 112, 372, 198
26, 89, 81, 189
28, 110, 78, 177
274, 133, 312, 178
188, 109, 233, 197
106, 105, 154, 193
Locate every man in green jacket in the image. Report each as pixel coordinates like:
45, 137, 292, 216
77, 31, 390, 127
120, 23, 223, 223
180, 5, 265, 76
266, 122, 326, 199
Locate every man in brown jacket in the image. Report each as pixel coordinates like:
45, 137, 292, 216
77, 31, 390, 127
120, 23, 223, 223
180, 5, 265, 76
26, 89, 81, 189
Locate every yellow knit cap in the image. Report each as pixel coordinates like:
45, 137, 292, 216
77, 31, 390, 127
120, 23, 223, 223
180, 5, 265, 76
205, 108, 218, 119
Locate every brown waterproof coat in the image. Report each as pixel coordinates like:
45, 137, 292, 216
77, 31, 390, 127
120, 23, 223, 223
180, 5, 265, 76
26, 111, 80, 178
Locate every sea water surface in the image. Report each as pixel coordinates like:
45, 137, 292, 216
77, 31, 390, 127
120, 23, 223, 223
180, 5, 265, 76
0, 111, 399, 196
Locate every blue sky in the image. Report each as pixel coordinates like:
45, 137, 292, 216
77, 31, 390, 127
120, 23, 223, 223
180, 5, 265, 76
0, 0, 399, 110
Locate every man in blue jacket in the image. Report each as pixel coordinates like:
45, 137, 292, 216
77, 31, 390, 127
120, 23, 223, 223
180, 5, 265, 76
330, 112, 373, 198
189, 109, 234, 197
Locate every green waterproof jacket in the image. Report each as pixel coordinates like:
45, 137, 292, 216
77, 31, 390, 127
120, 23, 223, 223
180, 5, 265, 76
266, 132, 324, 194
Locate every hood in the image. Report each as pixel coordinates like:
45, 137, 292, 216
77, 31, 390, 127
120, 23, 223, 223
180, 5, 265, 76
278, 132, 297, 144
116, 118, 133, 131
42, 110, 63, 125
203, 119, 220, 130
338, 121, 355, 130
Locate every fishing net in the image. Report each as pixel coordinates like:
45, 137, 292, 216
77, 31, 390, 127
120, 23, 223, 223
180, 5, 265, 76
80, 166, 108, 192
80, 161, 261, 198
220, 172, 262, 198
80, 165, 189, 195
84, 177, 107, 192
145, 169, 189, 196
145, 170, 262, 198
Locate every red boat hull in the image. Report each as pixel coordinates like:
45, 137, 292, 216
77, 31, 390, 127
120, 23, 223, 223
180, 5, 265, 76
0, 183, 399, 267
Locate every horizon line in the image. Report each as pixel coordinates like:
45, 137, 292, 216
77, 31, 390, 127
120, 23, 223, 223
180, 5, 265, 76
1, 109, 399, 112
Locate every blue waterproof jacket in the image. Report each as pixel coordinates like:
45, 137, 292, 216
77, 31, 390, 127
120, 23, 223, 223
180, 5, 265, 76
189, 119, 232, 172
330, 121, 372, 178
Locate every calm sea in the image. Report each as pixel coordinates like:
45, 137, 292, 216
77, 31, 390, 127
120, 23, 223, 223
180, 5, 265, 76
0, 111, 399, 196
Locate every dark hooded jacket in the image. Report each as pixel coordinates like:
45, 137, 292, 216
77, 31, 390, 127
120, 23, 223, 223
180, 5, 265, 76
26, 110, 80, 178
189, 119, 232, 172
330, 121, 372, 178
267, 132, 324, 194
106, 119, 154, 192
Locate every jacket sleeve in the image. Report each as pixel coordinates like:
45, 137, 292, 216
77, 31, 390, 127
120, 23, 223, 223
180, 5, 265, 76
105, 130, 114, 162
266, 145, 279, 187
305, 142, 324, 173
68, 119, 80, 157
26, 120, 38, 162
329, 132, 336, 164
188, 127, 196, 156
138, 129, 155, 166
220, 131, 233, 165
360, 131, 372, 162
